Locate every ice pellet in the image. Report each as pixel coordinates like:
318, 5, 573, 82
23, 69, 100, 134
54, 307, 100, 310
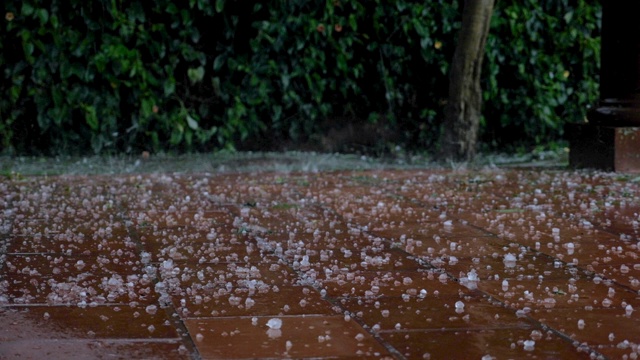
266, 318, 282, 330
523, 340, 535, 351
503, 253, 516, 268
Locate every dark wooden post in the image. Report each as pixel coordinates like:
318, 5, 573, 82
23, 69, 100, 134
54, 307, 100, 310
567, 3, 640, 172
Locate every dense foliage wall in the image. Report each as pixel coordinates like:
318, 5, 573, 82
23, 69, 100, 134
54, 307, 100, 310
0, 0, 600, 155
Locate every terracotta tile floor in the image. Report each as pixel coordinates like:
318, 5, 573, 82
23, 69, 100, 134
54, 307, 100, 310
2, 168, 640, 359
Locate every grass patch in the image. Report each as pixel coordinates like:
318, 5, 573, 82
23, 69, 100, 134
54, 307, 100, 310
271, 203, 298, 210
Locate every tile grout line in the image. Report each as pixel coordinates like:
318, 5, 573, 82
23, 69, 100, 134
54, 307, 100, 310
379, 184, 612, 360
298, 175, 609, 358
116, 199, 202, 360
461, 218, 640, 297
300, 203, 411, 360
232, 200, 408, 360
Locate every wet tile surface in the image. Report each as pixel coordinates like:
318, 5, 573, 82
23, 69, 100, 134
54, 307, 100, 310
2, 168, 640, 358
380, 328, 595, 359
184, 315, 392, 359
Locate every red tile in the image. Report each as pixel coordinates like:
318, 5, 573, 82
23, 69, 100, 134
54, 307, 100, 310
381, 327, 594, 359
0, 305, 179, 339
184, 315, 393, 359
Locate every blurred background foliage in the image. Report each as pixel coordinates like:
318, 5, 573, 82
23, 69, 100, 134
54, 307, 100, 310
0, 0, 601, 156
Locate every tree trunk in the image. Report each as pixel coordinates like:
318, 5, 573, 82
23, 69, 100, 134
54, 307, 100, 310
439, 0, 495, 161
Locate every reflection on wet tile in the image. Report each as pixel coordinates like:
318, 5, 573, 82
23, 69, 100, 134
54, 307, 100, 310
342, 294, 531, 332
535, 307, 640, 346
598, 345, 640, 360
0, 339, 189, 360
381, 328, 594, 359
0, 306, 179, 339
475, 271, 640, 311
140, 230, 269, 263
175, 285, 336, 318
1, 253, 155, 305
3, 254, 142, 277
322, 269, 465, 298
130, 209, 234, 230
184, 315, 393, 359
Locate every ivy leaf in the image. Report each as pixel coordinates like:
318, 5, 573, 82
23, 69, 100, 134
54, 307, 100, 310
21, 3, 34, 16
563, 11, 573, 24
187, 66, 205, 84
213, 55, 225, 71
215, 0, 224, 13
186, 114, 199, 130
36, 9, 49, 25
82, 104, 99, 131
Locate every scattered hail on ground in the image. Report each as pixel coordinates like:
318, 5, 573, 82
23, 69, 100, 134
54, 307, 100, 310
2, 152, 640, 359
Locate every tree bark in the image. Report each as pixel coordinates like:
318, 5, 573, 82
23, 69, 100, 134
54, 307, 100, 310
439, 0, 495, 161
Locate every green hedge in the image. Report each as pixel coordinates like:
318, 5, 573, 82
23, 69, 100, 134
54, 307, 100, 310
483, 0, 601, 148
0, 0, 600, 155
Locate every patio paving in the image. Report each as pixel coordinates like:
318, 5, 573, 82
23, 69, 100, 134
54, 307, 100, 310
1, 164, 640, 359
